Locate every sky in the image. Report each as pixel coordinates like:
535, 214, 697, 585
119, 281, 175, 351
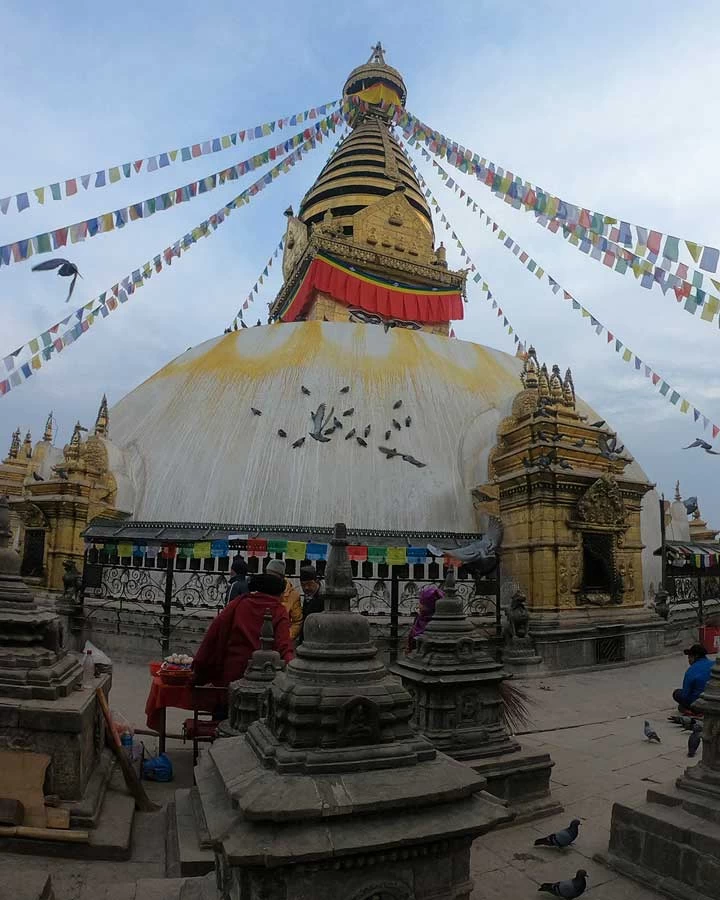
1, 0, 719, 523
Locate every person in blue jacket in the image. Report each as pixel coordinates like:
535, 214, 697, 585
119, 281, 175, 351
672, 644, 715, 712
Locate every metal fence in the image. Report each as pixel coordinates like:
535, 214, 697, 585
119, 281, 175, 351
77, 546, 502, 661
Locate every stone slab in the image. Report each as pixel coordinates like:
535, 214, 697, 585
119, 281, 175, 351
603, 795, 720, 899
172, 789, 215, 878
0, 870, 54, 900
0, 788, 134, 862
467, 747, 562, 824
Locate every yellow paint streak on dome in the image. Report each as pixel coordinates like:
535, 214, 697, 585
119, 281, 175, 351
145, 322, 519, 399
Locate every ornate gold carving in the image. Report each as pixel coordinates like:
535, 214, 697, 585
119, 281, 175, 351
511, 390, 538, 420
353, 192, 435, 264
281, 216, 309, 281
577, 474, 626, 526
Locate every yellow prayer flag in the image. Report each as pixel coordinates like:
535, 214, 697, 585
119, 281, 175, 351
680, 399, 690, 414
117, 542, 133, 557
701, 296, 720, 322
34, 187, 45, 204
685, 241, 702, 262
31, 355, 41, 370
387, 547, 407, 565
286, 541, 307, 561
581, 307, 590, 318
108, 167, 121, 183
535, 268, 544, 279
221, 135, 231, 149
622, 348, 632, 362
100, 213, 114, 232
169, 150, 178, 161
193, 542, 211, 559
29, 338, 39, 353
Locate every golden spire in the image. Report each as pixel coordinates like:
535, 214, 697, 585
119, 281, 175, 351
562, 367, 575, 407
66, 422, 86, 461
549, 365, 564, 403
94, 394, 109, 437
674, 480, 681, 502
521, 346, 539, 389
22, 431, 32, 459
7, 428, 20, 460
538, 363, 550, 400
43, 412, 53, 443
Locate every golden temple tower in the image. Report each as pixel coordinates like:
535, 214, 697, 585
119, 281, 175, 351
272, 44, 465, 335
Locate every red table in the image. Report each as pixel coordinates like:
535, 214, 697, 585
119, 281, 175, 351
145, 676, 225, 754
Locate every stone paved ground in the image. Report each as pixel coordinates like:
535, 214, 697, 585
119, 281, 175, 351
0, 654, 694, 899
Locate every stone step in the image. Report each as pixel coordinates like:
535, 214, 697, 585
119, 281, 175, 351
87, 788, 136, 860
172, 788, 215, 877
80, 874, 217, 900
1, 871, 54, 900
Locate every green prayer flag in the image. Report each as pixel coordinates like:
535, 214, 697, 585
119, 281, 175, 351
368, 546, 387, 563
36, 232, 51, 253
267, 539, 287, 553
50, 183, 61, 201
659, 381, 670, 396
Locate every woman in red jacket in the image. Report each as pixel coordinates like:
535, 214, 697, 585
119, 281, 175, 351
193, 571, 294, 687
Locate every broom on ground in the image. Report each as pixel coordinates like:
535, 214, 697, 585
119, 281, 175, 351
500, 679, 532, 734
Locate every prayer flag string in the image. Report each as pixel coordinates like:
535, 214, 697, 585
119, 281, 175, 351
394, 105, 720, 320
398, 139, 527, 353
0, 109, 344, 270
0, 129, 332, 397
410, 141, 720, 440
0, 100, 340, 217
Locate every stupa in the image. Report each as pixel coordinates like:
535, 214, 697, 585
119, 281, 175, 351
1, 46, 665, 672
0, 495, 132, 855
180, 523, 511, 899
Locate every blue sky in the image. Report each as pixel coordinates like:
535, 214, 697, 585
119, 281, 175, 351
2, 0, 720, 524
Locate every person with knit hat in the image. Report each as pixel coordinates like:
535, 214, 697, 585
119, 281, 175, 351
297, 565, 325, 644
225, 556, 249, 604
192, 568, 293, 687
266, 559, 303, 641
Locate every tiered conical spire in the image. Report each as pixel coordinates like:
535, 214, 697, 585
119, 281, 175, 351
43, 412, 53, 442
94, 394, 109, 436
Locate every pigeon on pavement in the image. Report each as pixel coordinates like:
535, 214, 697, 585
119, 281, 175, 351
644, 721, 661, 743
538, 869, 587, 897
535, 819, 580, 849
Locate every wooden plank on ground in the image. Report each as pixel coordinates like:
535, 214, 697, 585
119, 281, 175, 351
0, 751, 49, 827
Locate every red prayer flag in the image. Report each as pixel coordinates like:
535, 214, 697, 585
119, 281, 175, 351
65, 179, 77, 196
347, 545, 368, 562
133, 160, 143, 172
162, 543, 177, 559
714, 425, 720, 440
652, 373, 660, 385
247, 538, 267, 557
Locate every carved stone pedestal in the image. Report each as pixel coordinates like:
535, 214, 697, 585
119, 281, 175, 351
177, 523, 512, 900
0, 495, 131, 859
602, 660, 720, 899
391, 575, 560, 824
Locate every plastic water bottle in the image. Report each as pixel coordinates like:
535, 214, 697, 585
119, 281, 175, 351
82, 649, 94, 685
120, 731, 133, 762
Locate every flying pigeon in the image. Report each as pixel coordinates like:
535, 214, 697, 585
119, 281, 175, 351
340, 386, 350, 394
251, 408, 262, 416
283, 205, 294, 217
301, 386, 311, 396
598, 434, 623, 460
31, 258, 82, 301
688, 720, 702, 758
405, 416, 412, 427
590, 420, 606, 428
32, 471, 44, 481
385, 430, 392, 441
684, 496, 699, 515
683, 438, 720, 455
363, 425, 371, 438
343, 408, 355, 416
392, 419, 401, 431
644, 721, 661, 743
291, 437, 305, 448
393, 400, 403, 409
401, 453, 426, 468
538, 869, 587, 898
535, 819, 580, 849
356, 437, 368, 447
277, 429, 287, 438
379, 446, 398, 459
345, 428, 356, 440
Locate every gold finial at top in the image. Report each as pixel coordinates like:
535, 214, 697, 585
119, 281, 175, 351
7, 428, 20, 460
538, 363, 550, 400
43, 412, 53, 443
563, 368, 575, 407
675, 480, 681, 502
369, 41, 386, 64
22, 431, 32, 459
94, 394, 109, 437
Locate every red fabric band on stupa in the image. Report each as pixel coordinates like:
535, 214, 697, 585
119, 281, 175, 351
282, 256, 464, 323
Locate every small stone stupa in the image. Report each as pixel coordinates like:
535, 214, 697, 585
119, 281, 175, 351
391, 572, 560, 823
187, 522, 512, 899
217, 610, 283, 737
605, 661, 720, 899
0, 494, 130, 853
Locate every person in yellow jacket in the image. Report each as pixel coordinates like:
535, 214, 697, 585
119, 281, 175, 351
266, 559, 302, 641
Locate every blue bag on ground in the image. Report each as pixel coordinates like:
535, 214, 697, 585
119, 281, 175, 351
142, 752, 173, 782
